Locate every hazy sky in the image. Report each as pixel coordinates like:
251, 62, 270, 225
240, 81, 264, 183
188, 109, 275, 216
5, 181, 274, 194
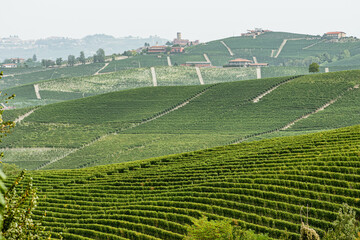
2, 0, 358, 42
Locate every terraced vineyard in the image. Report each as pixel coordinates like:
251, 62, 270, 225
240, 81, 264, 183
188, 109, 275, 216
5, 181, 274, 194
0, 63, 106, 90
3, 70, 360, 170
5, 124, 360, 239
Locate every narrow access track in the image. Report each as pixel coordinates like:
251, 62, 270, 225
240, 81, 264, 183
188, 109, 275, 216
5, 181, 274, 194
203, 54, 212, 65
34, 84, 41, 99
253, 56, 258, 64
36, 84, 217, 170
93, 63, 109, 75
15, 109, 37, 124
195, 67, 204, 85
231, 84, 359, 144
151, 67, 157, 86
275, 38, 306, 58
256, 67, 261, 79
252, 76, 300, 103
302, 39, 326, 50
220, 41, 234, 56
167, 56, 172, 66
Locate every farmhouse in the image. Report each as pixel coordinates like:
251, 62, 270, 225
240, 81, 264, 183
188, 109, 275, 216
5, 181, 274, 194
171, 47, 184, 53
323, 32, 346, 39
227, 58, 269, 68
228, 58, 252, 67
148, 46, 167, 54
241, 28, 271, 37
10, 58, 25, 63
1, 63, 17, 68
183, 61, 212, 68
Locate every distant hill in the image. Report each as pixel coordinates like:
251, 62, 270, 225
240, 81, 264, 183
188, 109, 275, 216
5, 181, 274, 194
0, 34, 168, 61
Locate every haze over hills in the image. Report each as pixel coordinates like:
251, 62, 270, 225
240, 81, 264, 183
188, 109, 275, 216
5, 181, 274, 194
0, 34, 168, 61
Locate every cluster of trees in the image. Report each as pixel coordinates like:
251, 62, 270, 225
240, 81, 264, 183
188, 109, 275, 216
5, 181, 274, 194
283, 50, 352, 67
40, 49, 105, 68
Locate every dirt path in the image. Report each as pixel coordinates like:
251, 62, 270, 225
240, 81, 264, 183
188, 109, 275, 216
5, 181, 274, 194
34, 84, 41, 99
253, 56, 258, 63
256, 67, 261, 79
231, 84, 359, 144
274, 39, 288, 58
36, 84, 217, 170
15, 109, 36, 124
252, 77, 298, 103
220, 41, 234, 56
195, 67, 204, 85
94, 63, 109, 75
167, 56, 172, 66
203, 54, 212, 65
151, 67, 157, 86
270, 50, 276, 58
302, 39, 326, 50
275, 38, 305, 58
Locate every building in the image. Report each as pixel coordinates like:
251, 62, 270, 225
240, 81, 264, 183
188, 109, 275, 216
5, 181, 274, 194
323, 32, 346, 39
173, 32, 199, 47
171, 47, 184, 53
227, 58, 268, 68
183, 61, 212, 68
148, 46, 167, 54
2, 63, 17, 68
10, 58, 25, 63
241, 28, 271, 37
228, 58, 253, 67
249, 63, 269, 67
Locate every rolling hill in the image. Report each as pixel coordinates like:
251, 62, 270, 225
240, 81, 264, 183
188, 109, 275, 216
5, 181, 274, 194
2, 70, 360, 171
5, 124, 360, 239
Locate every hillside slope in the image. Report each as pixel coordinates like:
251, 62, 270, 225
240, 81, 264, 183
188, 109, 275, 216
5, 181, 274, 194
2, 71, 360, 170
7, 124, 360, 239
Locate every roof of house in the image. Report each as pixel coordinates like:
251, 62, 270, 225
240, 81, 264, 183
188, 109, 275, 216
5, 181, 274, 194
2, 63, 17, 65
249, 63, 269, 66
149, 46, 167, 49
229, 58, 252, 63
325, 32, 345, 35
185, 61, 211, 64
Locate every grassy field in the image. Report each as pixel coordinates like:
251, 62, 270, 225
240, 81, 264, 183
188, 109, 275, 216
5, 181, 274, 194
4, 124, 360, 239
3, 71, 360, 170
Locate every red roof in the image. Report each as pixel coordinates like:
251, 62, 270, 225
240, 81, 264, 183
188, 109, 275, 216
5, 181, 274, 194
229, 58, 252, 63
325, 32, 345, 35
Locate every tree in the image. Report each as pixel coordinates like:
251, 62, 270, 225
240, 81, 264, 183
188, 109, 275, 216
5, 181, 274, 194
324, 203, 360, 240
41, 59, 55, 68
300, 223, 320, 240
93, 48, 105, 63
68, 55, 76, 66
32, 54, 37, 62
309, 62, 319, 73
79, 51, 86, 64
56, 57, 62, 66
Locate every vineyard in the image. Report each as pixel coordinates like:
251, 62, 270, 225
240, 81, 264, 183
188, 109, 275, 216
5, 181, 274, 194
2, 70, 360, 170
4, 124, 360, 239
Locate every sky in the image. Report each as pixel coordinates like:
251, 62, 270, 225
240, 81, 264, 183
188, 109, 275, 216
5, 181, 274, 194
1, 0, 359, 42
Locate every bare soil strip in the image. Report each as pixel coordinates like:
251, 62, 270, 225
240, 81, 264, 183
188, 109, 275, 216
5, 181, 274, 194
220, 41, 234, 56
253, 56, 258, 63
36, 85, 217, 170
231, 84, 359, 144
256, 67, 261, 79
167, 56, 172, 66
151, 67, 157, 86
302, 39, 326, 50
195, 67, 205, 85
94, 63, 109, 75
203, 54, 212, 64
34, 84, 41, 99
15, 109, 36, 124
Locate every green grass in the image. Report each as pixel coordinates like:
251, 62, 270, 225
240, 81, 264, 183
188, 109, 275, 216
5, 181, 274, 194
5, 124, 360, 239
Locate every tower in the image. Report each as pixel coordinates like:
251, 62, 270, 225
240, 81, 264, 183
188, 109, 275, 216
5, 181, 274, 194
177, 32, 182, 40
